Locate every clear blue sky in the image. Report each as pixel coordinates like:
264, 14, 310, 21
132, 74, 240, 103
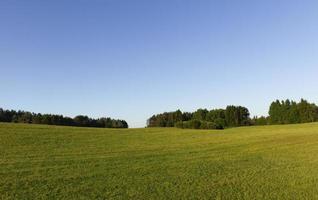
1, 0, 318, 128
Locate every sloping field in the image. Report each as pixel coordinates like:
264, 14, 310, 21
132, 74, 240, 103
1, 122, 318, 199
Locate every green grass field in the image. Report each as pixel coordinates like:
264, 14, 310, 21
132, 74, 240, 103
1, 122, 318, 199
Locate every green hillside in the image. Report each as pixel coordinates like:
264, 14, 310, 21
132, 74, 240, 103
1, 122, 318, 199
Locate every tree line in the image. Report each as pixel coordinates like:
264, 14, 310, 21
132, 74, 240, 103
147, 99, 318, 130
147, 106, 250, 130
269, 99, 318, 124
253, 99, 318, 125
0, 108, 128, 128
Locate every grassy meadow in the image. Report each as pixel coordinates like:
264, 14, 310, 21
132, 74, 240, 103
1, 122, 318, 199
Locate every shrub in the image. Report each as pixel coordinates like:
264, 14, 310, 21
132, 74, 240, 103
175, 120, 223, 130
200, 121, 208, 129
207, 122, 217, 129
214, 118, 225, 129
175, 121, 183, 128
189, 120, 201, 129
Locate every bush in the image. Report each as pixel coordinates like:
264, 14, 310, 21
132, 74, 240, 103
177, 120, 201, 129
189, 120, 201, 129
175, 121, 183, 128
207, 122, 217, 129
175, 120, 223, 130
214, 118, 225, 129
200, 121, 208, 129
253, 116, 268, 125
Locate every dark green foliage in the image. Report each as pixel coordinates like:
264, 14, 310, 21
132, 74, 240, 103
174, 121, 184, 129
148, 98, 318, 130
189, 120, 202, 129
74, 115, 91, 127
149, 106, 249, 130
207, 122, 218, 129
147, 110, 183, 127
182, 112, 193, 121
269, 99, 318, 125
206, 109, 226, 122
175, 120, 224, 130
251, 116, 269, 126
193, 109, 209, 121
180, 120, 202, 129
0, 108, 128, 128
225, 106, 250, 127
200, 121, 208, 129
214, 118, 226, 129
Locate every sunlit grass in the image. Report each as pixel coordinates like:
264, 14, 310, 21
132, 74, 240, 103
1, 122, 318, 199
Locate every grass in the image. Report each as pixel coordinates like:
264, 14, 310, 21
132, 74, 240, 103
1, 122, 318, 199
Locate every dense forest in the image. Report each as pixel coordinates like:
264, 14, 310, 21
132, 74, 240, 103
147, 106, 250, 130
0, 108, 128, 128
1, 98, 317, 130
147, 99, 318, 130
269, 99, 318, 124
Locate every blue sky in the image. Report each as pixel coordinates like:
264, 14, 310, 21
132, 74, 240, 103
1, 0, 318, 127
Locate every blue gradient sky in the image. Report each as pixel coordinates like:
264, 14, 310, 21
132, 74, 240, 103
1, 0, 318, 127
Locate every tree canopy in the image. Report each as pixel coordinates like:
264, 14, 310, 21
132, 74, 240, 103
0, 108, 128, 128
268, 99, 318, 124
147, 105, 250, 130
147, 99, 318, 130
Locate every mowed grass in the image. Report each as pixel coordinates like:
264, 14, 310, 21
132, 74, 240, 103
1, 123, 318, 199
